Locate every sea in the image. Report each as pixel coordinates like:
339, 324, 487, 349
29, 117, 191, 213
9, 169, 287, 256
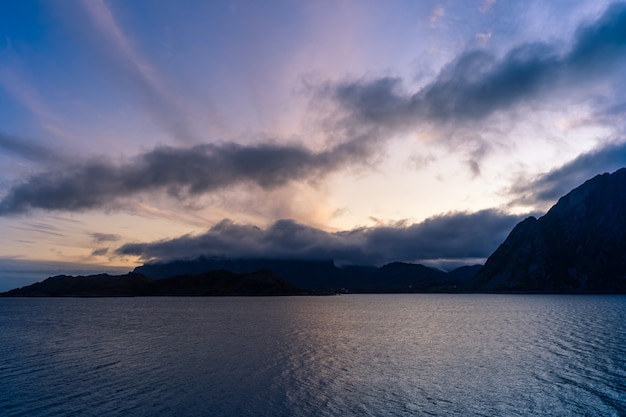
0, 294, 625, 416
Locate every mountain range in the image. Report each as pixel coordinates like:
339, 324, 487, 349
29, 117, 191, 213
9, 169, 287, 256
2, 168, 625, 296
0, 269, 304, 297
134, 258, 481, 293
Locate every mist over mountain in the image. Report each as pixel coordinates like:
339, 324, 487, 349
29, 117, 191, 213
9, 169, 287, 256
135, 258, 478, 293
471, 168, 626, 292
135, 168, 626, 294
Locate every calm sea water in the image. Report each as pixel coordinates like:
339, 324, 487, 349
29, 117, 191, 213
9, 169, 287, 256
1, 295, 625, 416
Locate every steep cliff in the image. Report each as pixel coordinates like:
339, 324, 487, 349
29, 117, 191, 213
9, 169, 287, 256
471, 168, 626, 292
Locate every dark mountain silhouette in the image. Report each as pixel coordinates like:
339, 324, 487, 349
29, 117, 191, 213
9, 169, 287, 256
135, 258, 367, 290
0, 273, 152, 297
5, 169, 625, 296
447, 265, 484, 283
0, 260, 480, 296
146, 269, 303, 296
135, 258, 477, 293
470, 168, 626, 293
0, 270, 305, 297
364, 262, 468, 292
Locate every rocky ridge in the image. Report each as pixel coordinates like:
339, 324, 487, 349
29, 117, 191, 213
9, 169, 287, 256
470, 168, 626, 292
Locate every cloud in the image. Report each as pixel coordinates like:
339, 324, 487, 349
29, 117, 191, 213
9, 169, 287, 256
315, 2, 626, 175
91, 248, 109, 257
430, 6, 445, 24
509, 140, 626, 206
567, 2, 626, 73
90, 232, 120, 243
77, 0, 207, 142
116, 210, 529, 266
0, 139, 372, 215
0, 132, 58, 162
4, 2, 623, 221
0, 67, 59, 125
475, 32, 492, 44
330, 2, 626, 127
480, 0, 496, 13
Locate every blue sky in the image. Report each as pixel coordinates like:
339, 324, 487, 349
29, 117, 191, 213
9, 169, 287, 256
1, 0, 625, 290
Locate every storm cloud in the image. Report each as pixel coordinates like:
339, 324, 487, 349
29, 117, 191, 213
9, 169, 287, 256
117, 209, 530, 267
330, 2, 626, 127
509, 141, 626, 206
0, 140, 371, 215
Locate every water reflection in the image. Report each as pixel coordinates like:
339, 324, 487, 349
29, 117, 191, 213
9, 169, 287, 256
1, 295, 625, 416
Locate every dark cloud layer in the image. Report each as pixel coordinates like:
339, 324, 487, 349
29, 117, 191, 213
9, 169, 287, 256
3, 3, 624, 217
0, 140, 369, 215
510, 141, 626, 206
331, 2, 626, 126
117, 210, 529, 266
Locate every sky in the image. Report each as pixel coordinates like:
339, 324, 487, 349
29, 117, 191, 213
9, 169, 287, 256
1, 0, 626, 290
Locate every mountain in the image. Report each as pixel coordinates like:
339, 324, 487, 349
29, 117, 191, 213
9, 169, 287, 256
146, 269, 303, 296
470, 168, 626, 293
10, 169, 624, 296
447, 265, 484, 283
135, 258, 478, 293
135, 258, 372, 290
0, 259, 482, 296
0, 270, 305, 297
362, 262, 477, 292
0, 273, 151, 297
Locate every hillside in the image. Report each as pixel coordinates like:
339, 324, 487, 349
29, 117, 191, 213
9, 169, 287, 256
470, 168, 626, 292
136, 258, 479, 293
0, 270, 305, 297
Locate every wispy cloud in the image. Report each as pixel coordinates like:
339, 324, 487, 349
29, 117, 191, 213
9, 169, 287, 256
116, 210, 530, 266
5, 3, 624, 217
78, 0, 205, 142
0, 131, 59, 163
89, 232, 120, 243
9, 222, 66, 237
475, 32, 492, 44
91, 247, 109, 257
480, 0, 496, 13
80, 0, 165, 97
429, 5, 445, 24
0, 67, 75, 140
0, 67, 58, 124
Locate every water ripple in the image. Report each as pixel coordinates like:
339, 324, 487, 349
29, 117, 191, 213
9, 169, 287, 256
1, 295, 625, 416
